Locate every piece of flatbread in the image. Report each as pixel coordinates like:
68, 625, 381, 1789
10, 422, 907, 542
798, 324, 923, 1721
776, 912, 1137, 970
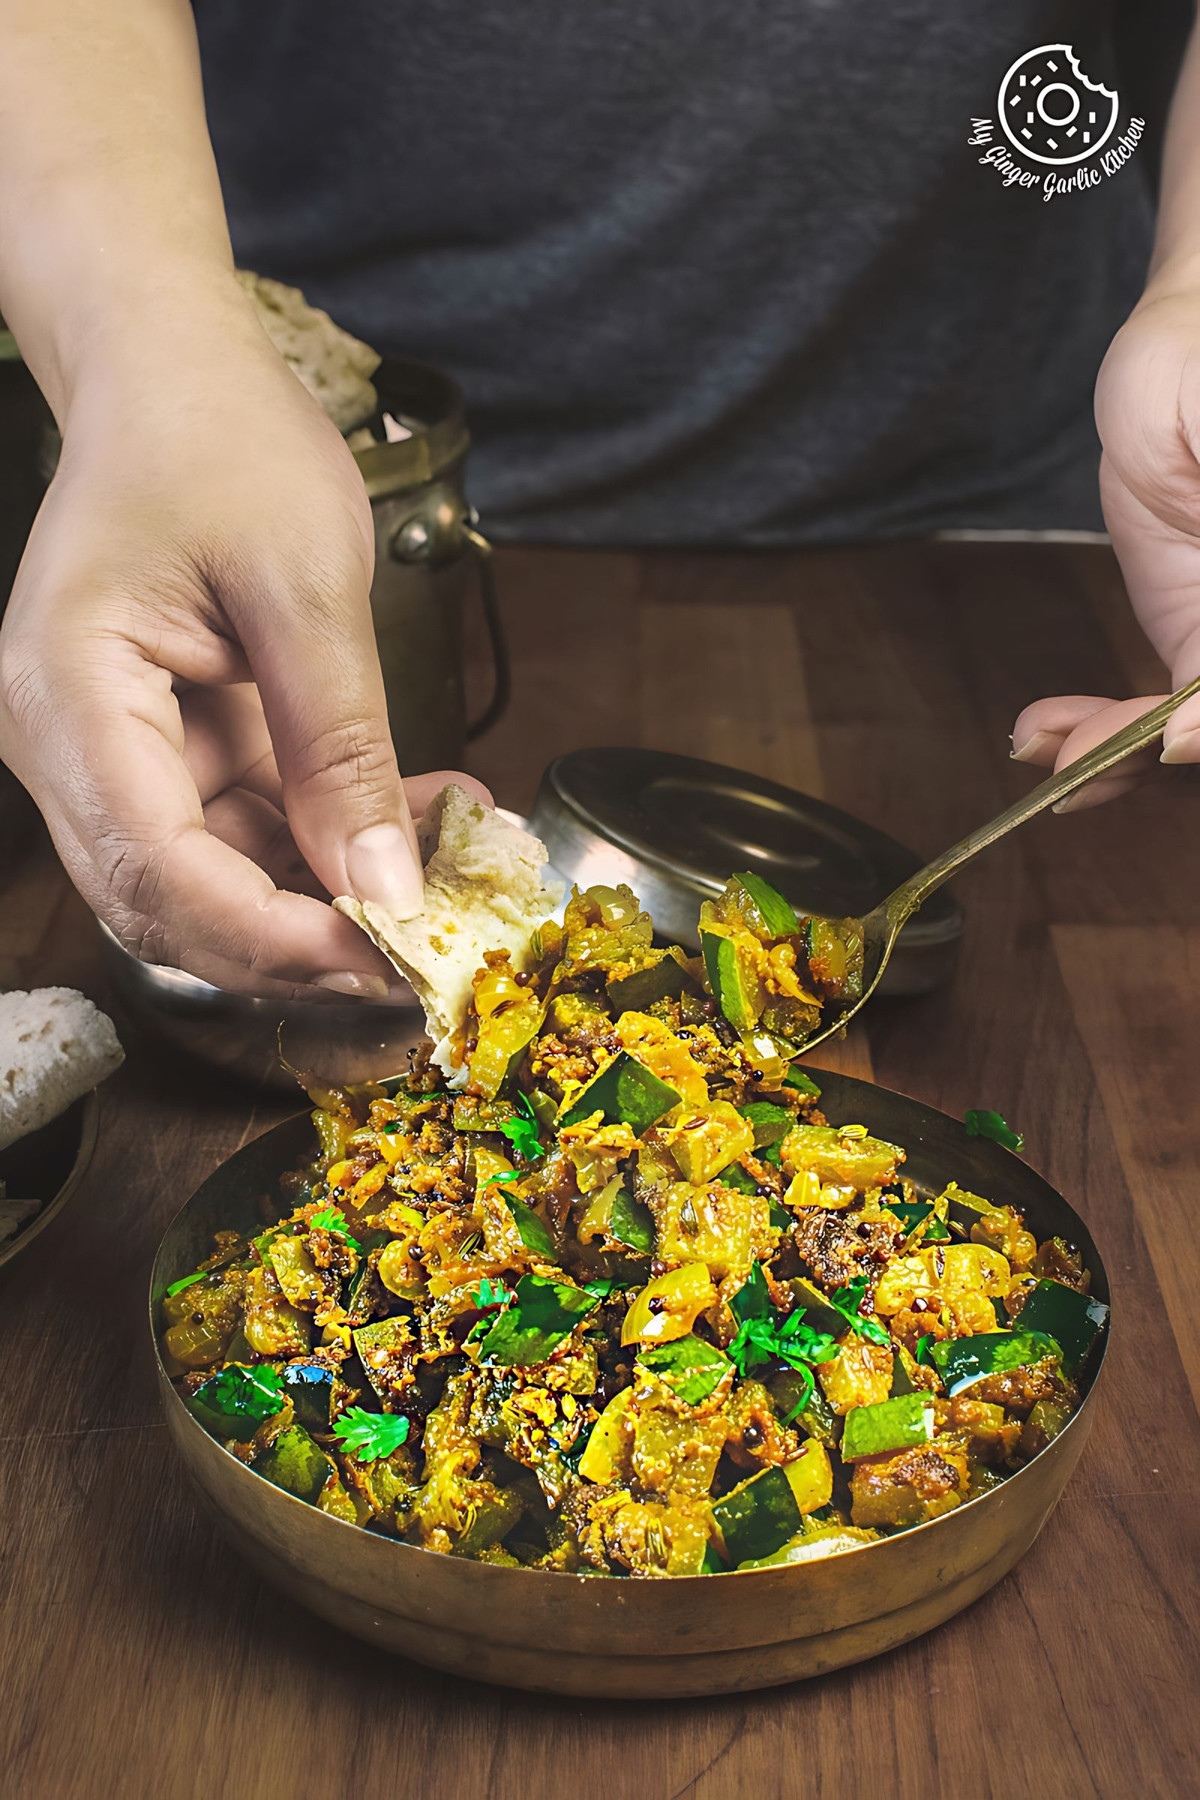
0, 988, 124, 1153
235, 269, 381, 434
335, 786, 562, 1080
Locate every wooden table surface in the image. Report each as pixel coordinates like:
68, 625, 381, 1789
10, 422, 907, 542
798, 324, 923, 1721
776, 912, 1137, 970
1, 541, 1197, 1799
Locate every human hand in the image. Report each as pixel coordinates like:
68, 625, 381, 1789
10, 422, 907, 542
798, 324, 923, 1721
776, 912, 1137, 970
0, 284, 488, 997
1010, 280, 1200, 808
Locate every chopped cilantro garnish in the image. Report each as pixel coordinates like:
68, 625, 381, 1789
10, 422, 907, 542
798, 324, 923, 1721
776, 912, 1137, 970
964, 1109, 1024, 1152
332, 1407, 412, 1464
830, 1277, 891, 1347
730, 1262, 771, 1323
728, 1305, 839, 1419
310, 1207, 363, 1254
165, 1271, 207, 1299
471, 1276, 513, 1310
498, 1092, 543, 1165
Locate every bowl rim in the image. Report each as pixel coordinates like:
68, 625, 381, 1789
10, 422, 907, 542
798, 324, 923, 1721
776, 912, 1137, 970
0, 1089, 99, 1274
149, 1068, 1109, 1585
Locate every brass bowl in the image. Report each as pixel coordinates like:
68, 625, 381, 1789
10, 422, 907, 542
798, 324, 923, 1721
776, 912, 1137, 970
150, 1071, 1109, 1697
0, 1092, 99, 1273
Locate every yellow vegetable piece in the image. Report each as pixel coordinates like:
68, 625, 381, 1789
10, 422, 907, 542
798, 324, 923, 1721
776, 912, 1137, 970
577, 1174, 621, 1245
577, 1388, 633, 1484
921, 1242, 1011, 1296
377, 1132, 406, 1168
350, 1162, 387, 1205
656, 1181, 769, 1279
377, 1237, 424, 1299
872, 1253, 935, 1317
661, 1101, 754, 1185
783, 1440, 834, 1514
621, 1263, 717, 1346
817, 1339, 894, 1415
783, 1168, 854, 1210
325, 1159, 353, 1191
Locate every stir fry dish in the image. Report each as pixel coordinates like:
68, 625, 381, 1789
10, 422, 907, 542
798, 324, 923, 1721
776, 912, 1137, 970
161, 876, 1108, 1577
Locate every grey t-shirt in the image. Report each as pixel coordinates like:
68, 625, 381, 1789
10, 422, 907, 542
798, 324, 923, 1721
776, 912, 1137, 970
194, 2, 1157, 544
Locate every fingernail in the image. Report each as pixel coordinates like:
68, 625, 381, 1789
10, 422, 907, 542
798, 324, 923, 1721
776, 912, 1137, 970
1160, 732, 1199, 765
344, 822, 424, 919
1010, 730, 1057, 764
315, 970, 391, 999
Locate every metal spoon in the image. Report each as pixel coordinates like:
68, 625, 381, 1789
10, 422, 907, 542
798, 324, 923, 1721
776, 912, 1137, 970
798, 674, 1200, 1053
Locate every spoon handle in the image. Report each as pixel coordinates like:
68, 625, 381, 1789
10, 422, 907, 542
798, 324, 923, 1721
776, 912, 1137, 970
884, 673, 1200, 923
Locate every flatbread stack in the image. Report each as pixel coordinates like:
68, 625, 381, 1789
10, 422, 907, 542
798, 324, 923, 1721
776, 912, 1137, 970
235, 269, 381, 434
336, 786, 562, 1081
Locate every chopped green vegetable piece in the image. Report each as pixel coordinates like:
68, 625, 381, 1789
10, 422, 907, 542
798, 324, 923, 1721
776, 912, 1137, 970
830, 1277, 891, 1347
700, 932, 759, 1031
915, 1333, 935, 1367
503, 1192, 555, 1257
700, 1545, 726, 1574
964, 1109, 1024, 1152
884, 1198, 949, 1241
606, 948, 696, 1011
718, 1162, 759, 1195
557, 1052, 681, 1134
165, 1271, 207, 1299
452, 1095, 517, 1133
783, 1067, 822, 1097
481, 1169, 522, 1187
1017, 1280, 1109, 1373
714, 1465, 802, 1566
737, 1101, 793, 1148
638, 1334, 731, 1405
889, 1348, 920, 1397
352, 1318, 414, 1400
252, 1425, 331, 1501
841, 1392, 935, 1460
768, 1198, 792, 1229
189, 1364, 286, 1438
730, 1262, 771, 1323
610, 1181, 655, 1254
332, 1405, 412, 1464
930, 1330, 1062, 1395
282, 1361, 336, 1431
309, 1207, 362, 1253
476, 1273, 602, 1367
526, 1088, 559, 1132
735, 871, 800, 937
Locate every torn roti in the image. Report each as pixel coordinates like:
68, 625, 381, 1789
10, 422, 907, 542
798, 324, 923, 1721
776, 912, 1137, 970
335, 785, 561, 1080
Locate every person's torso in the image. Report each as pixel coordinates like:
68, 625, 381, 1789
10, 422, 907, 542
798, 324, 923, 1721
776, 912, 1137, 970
195, 1, 1160, 543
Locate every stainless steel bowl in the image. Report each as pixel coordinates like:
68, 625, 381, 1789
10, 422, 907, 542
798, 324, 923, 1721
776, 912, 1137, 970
98, 923, 422, 1093
150, 1069, 1109, 1697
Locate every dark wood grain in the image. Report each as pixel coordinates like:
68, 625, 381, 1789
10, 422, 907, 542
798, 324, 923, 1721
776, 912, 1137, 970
1, 541, 1196, 1800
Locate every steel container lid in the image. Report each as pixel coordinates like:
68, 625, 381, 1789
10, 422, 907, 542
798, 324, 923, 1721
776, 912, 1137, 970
527, 748, 963, 997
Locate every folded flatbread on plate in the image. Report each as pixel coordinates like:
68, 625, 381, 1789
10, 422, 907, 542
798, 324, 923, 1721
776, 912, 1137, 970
0, 987, 124, 1154
335, 786, 562, 1081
